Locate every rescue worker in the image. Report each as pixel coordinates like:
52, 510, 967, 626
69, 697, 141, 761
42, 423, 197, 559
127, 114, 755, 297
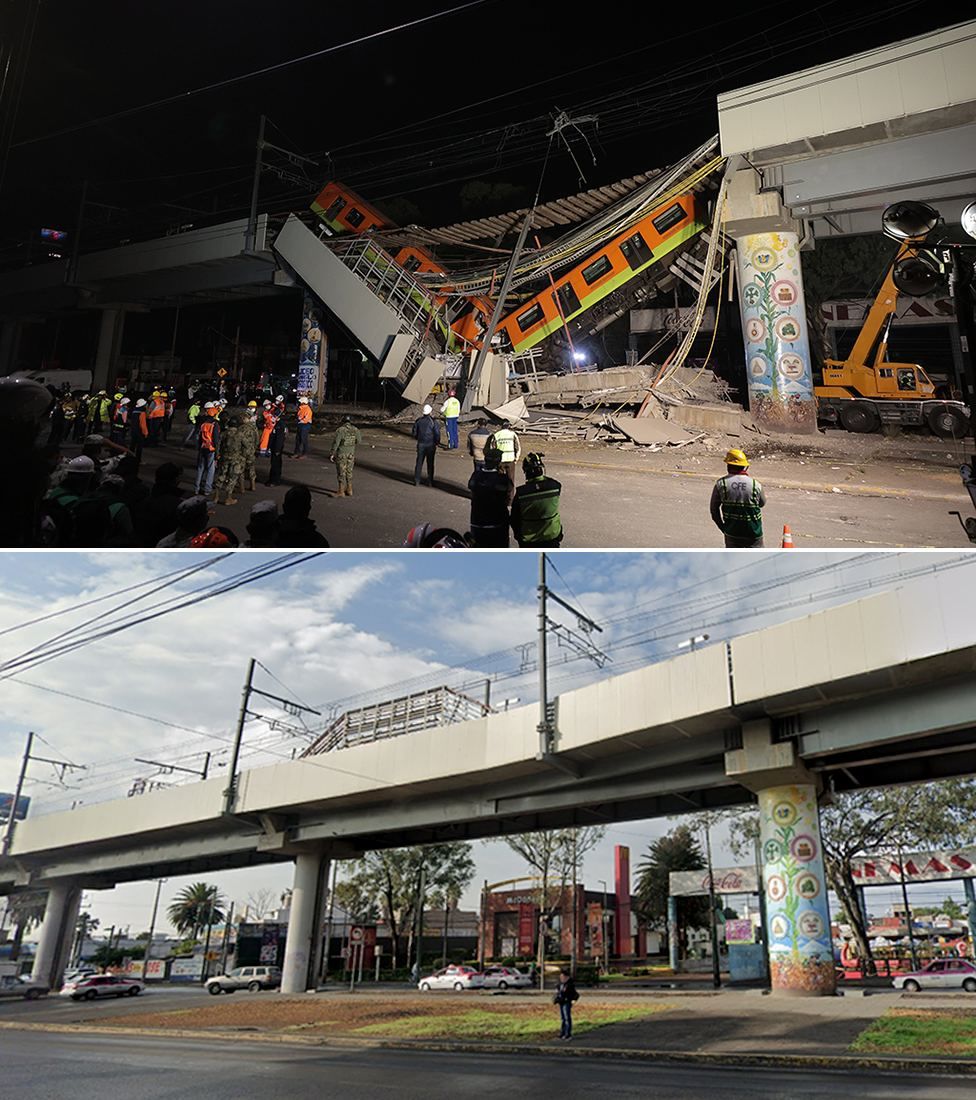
274, 393, 286, 420
329, 415, 362, 497
161, 390, 175, 441
240, 401, 259, 490
265, 406, 287, 486
293, 396, 313, 457
213, 413, 246, 505
61, 392, 79, 442
489, 419, 521, 504
183, 395, 202, 447
259, 400, 275, 455
147, 389, 166, 445
72, 394, 88, 440
128, 397, 149, 463
96, 390, 112, 432
709, 448, 766, 548
441, 388, 461, 449
511, 452, 563, 548
111, 397, 129, 444
412, 403, 440, 487
195, 402, 221, 496
467, 417, 492, 471
85, 392, 100, 435
468, 442, 510, 547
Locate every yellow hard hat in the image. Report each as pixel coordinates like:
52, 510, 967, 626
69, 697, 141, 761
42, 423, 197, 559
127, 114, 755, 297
152, 390, 160, 397
161, 390, 168, 397
113, 392, 123, 400
725, 448, 748, 467
247, 400, 258, 407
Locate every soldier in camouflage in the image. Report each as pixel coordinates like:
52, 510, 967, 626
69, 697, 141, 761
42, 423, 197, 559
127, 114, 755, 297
329, 416, 362, 497
214, 413, 247, 505
240, 402, 259, 491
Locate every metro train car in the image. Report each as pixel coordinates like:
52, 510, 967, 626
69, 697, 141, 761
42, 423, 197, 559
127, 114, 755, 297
311, 181, 390, 236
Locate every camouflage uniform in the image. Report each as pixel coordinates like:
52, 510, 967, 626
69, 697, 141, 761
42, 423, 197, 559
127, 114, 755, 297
330, 422, 362, 496
240, 415, 259, 489
214, 424, 246, 500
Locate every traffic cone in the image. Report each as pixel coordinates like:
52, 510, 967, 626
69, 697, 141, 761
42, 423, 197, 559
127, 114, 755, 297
781, 525, 794, 548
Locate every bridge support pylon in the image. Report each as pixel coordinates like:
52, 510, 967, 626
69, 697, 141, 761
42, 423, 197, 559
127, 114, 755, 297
726, 720, 835, 995
31, 880, 83, 991
280, 849, 331, 994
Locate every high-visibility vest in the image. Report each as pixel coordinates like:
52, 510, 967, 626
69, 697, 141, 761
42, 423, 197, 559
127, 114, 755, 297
297, 404, 312, 424
148, 398, 165, 419
199, 417, 219, 452
717, 476, 763, 540
442, 397, 460, 419
491, 428, 518, 463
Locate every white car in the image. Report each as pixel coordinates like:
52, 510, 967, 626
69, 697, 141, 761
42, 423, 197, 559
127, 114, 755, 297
892, 959, 976, 992
417, 966, 485, 991
481, 966, 533, 990
60, 974, 145, 1000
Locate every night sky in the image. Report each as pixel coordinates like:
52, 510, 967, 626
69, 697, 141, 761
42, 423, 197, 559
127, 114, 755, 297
4, 0, 973, 255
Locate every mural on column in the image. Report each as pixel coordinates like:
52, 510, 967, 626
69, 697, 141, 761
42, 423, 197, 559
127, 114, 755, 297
759, 784, 835, 994
737, 232, 817, 433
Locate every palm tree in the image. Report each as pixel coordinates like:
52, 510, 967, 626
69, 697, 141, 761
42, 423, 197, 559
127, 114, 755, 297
5, 891, 49, 961
166, 883, 226, 940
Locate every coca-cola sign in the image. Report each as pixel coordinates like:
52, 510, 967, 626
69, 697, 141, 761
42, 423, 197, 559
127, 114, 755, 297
669, 866, 759, 897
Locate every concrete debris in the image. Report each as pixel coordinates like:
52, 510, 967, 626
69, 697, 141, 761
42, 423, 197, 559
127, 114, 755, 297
610, 416, 693, 446
487, 395, 530, 424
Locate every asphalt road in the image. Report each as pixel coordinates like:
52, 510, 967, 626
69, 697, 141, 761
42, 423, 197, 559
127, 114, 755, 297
123, 423, 974, 549
1, 1031, 972, 1099
0, 984, 202, 1023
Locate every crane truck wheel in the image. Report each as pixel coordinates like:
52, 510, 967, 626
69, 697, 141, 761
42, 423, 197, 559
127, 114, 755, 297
927, 405, 968, 439
839, 403, 880, 434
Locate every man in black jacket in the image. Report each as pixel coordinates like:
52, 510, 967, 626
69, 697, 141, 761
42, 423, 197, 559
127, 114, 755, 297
554, 968, 579, 1040
467, 443, 509, 547
412, 403, 440, 487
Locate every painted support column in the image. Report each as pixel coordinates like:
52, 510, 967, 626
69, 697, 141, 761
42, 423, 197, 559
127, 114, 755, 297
758, 784, 835, 995
0, 318, 22, 374
31, 882, 82, 990
964, 878, 976, 953
280, 851, 330, 994
735, 232, 817, 434
614, 844, 633, 958
92, 308, 125, 393
667, 895, 680, 972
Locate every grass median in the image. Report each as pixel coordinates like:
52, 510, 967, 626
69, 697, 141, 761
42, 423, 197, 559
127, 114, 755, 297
850, 1007, 976, 1057
97, 995, 668, 1043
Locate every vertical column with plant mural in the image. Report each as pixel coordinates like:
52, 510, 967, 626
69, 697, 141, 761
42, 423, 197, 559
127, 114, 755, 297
736, 232, 817, 433
759, 784, 835, 995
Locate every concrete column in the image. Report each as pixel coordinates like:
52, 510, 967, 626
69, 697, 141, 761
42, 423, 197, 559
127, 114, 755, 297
725, 167, 817, 434
0, 318, 22, 374
92, 308, 125, 393
758, 784, 835, 995
31, 882, 82, 990
964, 878, 976, 952
667, 895, 680, 972
614, 844, 633, 958
280, 851, 330, 994
735, 232, 817, 433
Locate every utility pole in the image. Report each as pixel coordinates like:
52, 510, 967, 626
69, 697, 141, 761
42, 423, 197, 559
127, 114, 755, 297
599, 879, 609, 974
537, 554, 550, 760
245, 114, 266, 255
223, 659, 320, 815
703, 820, 722, 989
141, 878, 166, 980
218, 901, 235, 976
897, 843, 919, 971
3, 732, 85, 855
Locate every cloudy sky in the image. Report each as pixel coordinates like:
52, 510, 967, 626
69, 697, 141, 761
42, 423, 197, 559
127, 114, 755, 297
1, 549, 972, 937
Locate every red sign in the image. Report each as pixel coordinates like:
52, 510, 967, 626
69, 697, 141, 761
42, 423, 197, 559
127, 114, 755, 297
518, 903, 535, 957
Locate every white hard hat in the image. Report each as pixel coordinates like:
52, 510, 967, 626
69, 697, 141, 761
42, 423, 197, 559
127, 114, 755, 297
275, 394, 284, 401
66, 455, 96, 473
120, 397, 130, 404
422, 404, 433, 415
135, 398, 147, 407
298, 396, 309, 404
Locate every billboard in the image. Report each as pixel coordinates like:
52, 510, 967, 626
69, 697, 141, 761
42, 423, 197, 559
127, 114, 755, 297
298, 294, 326, 401
169, 957, 204, 981
0, 793, 30, 823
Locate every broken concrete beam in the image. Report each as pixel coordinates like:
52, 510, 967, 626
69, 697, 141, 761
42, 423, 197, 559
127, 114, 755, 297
609, 416, 694, 445
669, 402, 742, 435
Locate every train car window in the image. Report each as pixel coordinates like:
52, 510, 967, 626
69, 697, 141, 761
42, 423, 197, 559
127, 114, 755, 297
581, 255, 613, 285
345, 207, 365, 228
400, 255, 422, 273
324, 197, 347, 221
620, 231, 652, 270
517, 303, 546, 333
651, 203, 688, 235
553, 283, 581, 317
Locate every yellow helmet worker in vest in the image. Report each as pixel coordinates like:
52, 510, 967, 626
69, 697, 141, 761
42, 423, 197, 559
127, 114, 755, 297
709, 449, 766, 548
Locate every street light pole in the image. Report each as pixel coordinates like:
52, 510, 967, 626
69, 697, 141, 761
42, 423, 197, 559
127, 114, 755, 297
703, 820, 722, 989
2, 731, 32, 856
141, 878, 166, 980
599, 879, 609, 973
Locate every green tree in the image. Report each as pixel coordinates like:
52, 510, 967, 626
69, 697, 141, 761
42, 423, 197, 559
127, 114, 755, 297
634, 826, 711, 954
92, 944, 143, 968
5, 891, 48, 961
339, 844, 476, 967
166, 882, 226, 939
725, 779, 976, 976
939, 897, 964, 921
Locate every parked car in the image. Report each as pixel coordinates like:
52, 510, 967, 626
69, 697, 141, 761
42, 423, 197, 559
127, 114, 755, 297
481, 966, 533, 990
205, 965, 282, 994
893, 959, 976, 992
417, 965, 485, 991
60, 975, 145, 1000
0, 975, 49, 1000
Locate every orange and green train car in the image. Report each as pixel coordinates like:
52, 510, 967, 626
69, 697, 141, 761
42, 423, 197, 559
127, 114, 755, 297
496, 193, 705, 354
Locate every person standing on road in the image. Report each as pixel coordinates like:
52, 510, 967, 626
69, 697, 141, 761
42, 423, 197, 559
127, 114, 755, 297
241, 401, 259, 491
412, 403, 440, 487
554, 968, 579, 1040
128, 398, 149, 464
195, 403, 220, 496
259, 400, 275, 455
468, 443, 510, 547
146, 390, 166, 445
511, 452, 563, 548
213, 413, 246, 505
293, 396, 313, 458
183, 396, 202, 448
710, 448, 766, 548
111, 397, 129, 445
329, 415, 362, 497
489, 419, 521, 504
467, 418, 492, 471
441, 388, 461, 449
265, 407, 287, 486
